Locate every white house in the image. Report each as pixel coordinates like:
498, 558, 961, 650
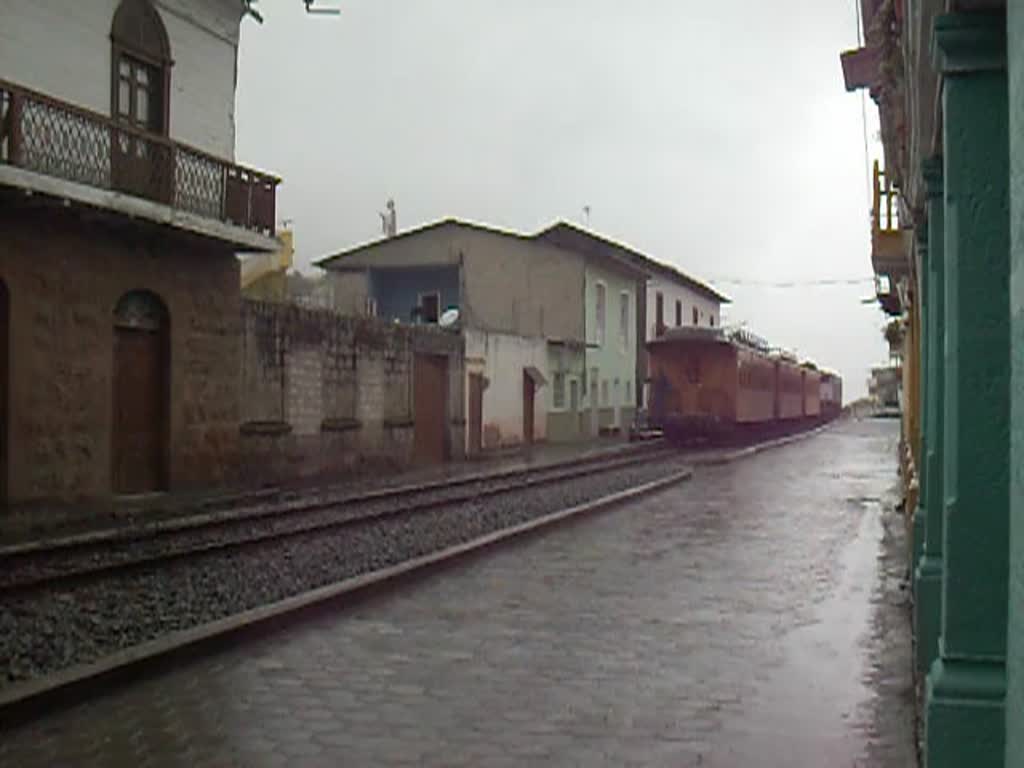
645, 267, 727, 338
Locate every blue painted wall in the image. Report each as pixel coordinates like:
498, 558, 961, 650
369, 266, 460, 323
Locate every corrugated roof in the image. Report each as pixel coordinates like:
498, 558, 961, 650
534, 221, 730, 304
315, 217, 535, 268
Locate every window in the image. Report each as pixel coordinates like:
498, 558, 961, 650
692, 306, 699, 325
116, 56, 162, 132
365, 297, 378, 317
590, 367, 598, 403
595, 283, 606, 346
655, 292, 665, 335
111, 0, 171, 135
710, 315, 715, 327
601, 379, 609, 406
675, 300, 682, 327
418, 292, 440, 323
553, 372, 566, 409
626, 380, 632, 404
619, 292, 629, 350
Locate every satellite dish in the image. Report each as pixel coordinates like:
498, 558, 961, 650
439, 308, 460, 328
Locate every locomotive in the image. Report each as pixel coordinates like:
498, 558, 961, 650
643, 326, 842, 446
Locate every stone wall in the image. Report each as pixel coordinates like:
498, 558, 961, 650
239, 301, 465, 486
0, 206, 240, 504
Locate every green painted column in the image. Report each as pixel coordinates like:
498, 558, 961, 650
926, 13, 1010, 768
913, 224, 930, 581
1004, 3, 1024, 764
915, 156, 945, 679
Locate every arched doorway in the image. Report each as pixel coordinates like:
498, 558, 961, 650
0, 280, 8, 505
112, 290, 168, 494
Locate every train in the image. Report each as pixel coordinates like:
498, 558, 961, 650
642, 326, 842, 446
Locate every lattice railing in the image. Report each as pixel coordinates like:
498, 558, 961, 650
0, 79, 279, 236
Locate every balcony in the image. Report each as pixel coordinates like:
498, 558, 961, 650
0, 79, 279, 250
871, 160, 911, 278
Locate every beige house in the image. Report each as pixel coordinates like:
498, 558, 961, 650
317, 219, 589, 451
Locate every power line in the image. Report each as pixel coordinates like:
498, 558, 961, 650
854, 0, 873, 220
707, 277, 875, 288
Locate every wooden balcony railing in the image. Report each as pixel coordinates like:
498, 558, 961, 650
871, 160, 909, 277
0, 79, 279, 237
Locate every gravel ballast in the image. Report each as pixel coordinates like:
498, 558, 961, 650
2, 458, 688, 687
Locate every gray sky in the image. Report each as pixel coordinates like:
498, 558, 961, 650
235, 1, 887, 400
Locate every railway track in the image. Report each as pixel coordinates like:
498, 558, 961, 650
0, 443, 674, 596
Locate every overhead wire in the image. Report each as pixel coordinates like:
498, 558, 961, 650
855, 0, 873, 220
706, 277, 875, 288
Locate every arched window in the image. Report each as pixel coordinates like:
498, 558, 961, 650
111, 0, 171, 135
114, 289, 167, 331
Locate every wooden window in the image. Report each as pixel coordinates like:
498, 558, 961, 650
692, 306, 699, 325
710, 315, 715, 327
111, 0, 171, 135
655, 292, 665, 336
675, 300, 682, 327
595, 282, 606, 346
116, 55, 162, 132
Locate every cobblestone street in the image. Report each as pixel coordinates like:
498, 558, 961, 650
0, 419, 913, 767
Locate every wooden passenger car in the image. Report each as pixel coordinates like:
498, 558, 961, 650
646, 328, 776, 440
819, 371, 844, 420
803, 365, 821, 418
774, 356, 804, 421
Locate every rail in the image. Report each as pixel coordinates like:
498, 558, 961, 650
0, 443, 674, 595
0, 78, 279, 236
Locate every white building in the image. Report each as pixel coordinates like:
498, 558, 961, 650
643, 263, 728, 338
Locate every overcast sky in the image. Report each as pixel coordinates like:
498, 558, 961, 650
235, 0, 887, 400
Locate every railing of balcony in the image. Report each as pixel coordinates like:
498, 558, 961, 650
0, 79, 279, 236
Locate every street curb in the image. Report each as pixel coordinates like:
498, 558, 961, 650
0, 439, 666, 558
0, 465, 691, 723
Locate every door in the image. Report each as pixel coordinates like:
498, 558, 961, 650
0, 280, 8, 505
414, 354, 448, 464
113, 291, 167, 495
522, 371, 535, 445
112, 53, 171, 203
113, 327, 165, 494
468, 373, 484, 456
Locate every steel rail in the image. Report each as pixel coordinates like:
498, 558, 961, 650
1, 445, 676, 596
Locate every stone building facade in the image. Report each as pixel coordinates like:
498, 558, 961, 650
0, 206, 243, 502
0, 0, 281, 506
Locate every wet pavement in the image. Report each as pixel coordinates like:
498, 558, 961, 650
0, 418, 913, 767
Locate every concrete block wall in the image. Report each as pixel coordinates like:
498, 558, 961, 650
239, 301, 464, 486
